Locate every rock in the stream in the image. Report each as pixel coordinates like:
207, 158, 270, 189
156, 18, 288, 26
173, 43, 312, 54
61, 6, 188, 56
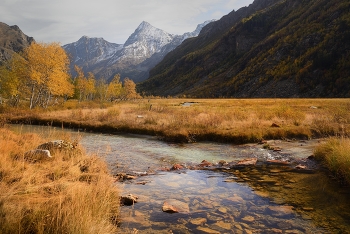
190, 217, 207, 225
266, 160, 290, 166
196, 226, 220, 234
120, 194, 138, 206
198, 160, 213, 167
24, 149, 52, 162
115, 173, 137, 181
231, 158, 257, 168
162, 201, 178, 213
171, 164, 184, 170
218, 160, 228, 166
162, 199, 189, 213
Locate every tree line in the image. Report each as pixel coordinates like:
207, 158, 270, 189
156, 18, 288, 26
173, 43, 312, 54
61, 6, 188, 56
0, 42, 141, 109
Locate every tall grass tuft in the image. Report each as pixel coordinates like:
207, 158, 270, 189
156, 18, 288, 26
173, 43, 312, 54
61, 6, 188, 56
0, 128, 119, 234
314, 137, 350, 185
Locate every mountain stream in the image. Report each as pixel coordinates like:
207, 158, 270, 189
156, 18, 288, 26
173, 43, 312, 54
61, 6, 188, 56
10, 125, 350, 233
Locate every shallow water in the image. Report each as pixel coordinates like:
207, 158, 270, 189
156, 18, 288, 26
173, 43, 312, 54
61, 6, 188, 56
9, 124, 350, 233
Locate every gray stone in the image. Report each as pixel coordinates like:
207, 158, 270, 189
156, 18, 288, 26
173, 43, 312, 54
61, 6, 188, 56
24, 149, 52, 162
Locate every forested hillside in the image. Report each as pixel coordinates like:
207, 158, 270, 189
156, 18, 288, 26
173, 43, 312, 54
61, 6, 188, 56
138, 0, 350, 97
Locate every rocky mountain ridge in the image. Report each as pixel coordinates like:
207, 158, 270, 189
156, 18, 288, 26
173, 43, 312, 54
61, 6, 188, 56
0, 22, 34, 64
63, 20, 214, 82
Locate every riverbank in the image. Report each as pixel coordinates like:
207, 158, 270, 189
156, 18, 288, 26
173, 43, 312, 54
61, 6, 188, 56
0, 128, 119, 233
314, 137, 350, 185
3, 98, 350, 143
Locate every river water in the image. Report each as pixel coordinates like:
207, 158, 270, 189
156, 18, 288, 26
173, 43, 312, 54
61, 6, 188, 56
10, 125, 350, 233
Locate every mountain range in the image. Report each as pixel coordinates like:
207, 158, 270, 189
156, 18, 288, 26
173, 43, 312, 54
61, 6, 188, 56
63, 20, 214, 83
138, 0, 350, 97
1, 0, 350, 98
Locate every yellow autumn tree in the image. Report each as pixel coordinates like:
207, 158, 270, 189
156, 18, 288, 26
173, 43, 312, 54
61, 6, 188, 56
0, 53, 31, 106
74, 65, 88, 102
123, 78, 141, 100
95, 78, 108, 101
86, 72, 96, 100
106, 74, 123, 101
10, 42, 74, 108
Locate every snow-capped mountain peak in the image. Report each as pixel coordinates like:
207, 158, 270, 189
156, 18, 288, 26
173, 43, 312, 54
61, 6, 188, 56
63, 19, 215, 82
124, 21, 174, 48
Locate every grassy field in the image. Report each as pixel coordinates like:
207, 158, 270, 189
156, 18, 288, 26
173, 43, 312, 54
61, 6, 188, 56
0, 128, 119, 234
3, 98, 349, 143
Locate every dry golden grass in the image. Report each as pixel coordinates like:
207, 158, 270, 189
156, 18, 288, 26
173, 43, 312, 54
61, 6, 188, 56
314, 137, 350, 185
0, 128, 119, 234
2, 98, 350, 143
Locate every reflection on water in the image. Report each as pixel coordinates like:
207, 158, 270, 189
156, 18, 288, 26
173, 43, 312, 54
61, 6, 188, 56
119, 170, 327, 233
9, 124, 350, 233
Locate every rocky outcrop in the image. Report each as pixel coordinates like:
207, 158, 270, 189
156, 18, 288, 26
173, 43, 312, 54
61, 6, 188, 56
23, 140, 78, 163
0, 22, 34, 64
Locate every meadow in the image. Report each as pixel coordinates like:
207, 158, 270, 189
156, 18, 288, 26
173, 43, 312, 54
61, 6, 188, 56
4, 98, 349, 143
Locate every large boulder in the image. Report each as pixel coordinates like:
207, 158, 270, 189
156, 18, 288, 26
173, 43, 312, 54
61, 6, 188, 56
24, 149, 52, 163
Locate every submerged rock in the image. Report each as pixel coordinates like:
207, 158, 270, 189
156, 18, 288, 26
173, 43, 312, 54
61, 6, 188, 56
268, 205, 294, 217
189, 217, 207, 225
242, 215, 255, 223
162, 199, 190, 213
196, 226, 220, 234
162, 201, 179, 213
213, 221, 232, 230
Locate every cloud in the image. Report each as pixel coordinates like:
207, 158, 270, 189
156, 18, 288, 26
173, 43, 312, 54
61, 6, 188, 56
0, 0, 254, 45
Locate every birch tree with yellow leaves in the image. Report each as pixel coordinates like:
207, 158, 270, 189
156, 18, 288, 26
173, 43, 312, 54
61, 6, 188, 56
10, 42, 74, 109
0, 53, 29, 106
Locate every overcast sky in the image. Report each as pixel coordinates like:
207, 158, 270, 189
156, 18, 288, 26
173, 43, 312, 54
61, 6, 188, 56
0, 0, 254, 45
